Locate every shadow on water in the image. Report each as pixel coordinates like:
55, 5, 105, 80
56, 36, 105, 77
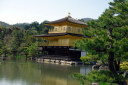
0, 61, 92, 85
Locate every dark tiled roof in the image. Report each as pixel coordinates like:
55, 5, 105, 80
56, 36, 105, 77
34, 33, 84, 37
45, 16, 86, 25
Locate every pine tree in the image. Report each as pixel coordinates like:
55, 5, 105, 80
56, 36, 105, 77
75, 0, 128, 84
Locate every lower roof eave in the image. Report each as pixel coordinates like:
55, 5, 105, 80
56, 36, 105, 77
34, 33, 84, 37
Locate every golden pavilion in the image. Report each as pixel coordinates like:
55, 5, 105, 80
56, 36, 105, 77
35, 13, 87, 61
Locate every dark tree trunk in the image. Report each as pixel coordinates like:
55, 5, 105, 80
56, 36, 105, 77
102, 60, 106, 66
107, 28, 125, 84
108, 51, 116, 73
114, 60, 120, 71
108, 55, 127, 85
117, 80, 127, 85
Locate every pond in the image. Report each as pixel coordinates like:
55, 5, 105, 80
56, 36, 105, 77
0, 61, 92, 85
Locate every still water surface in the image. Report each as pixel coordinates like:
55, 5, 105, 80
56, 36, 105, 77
0, 62, 92, 85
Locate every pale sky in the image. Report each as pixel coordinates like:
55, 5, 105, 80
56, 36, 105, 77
0, 0, 113, 25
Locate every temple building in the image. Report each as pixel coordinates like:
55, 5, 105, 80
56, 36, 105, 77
35, 13, 87, 61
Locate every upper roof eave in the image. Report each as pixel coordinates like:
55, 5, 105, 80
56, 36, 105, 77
45, 16, 87, 26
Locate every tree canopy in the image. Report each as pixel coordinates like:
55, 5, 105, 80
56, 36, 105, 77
75, 0, 128, 84
0, 21, 52, 60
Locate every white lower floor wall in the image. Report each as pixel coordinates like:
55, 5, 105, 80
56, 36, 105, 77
81, 51, 86, 57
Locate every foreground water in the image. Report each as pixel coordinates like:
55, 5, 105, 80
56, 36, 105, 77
0, 61, 92, 85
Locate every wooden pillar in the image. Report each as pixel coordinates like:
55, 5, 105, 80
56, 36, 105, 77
42, 46, 43, 54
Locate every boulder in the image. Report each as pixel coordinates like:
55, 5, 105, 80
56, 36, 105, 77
92, 65, 100, 70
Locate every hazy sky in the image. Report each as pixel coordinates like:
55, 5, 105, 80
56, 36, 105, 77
0, 0, 113, 24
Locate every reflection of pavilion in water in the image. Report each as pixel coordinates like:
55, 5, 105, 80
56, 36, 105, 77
0, 62, 92, 85
80, 66, 92, 75
39, 63, 92, 85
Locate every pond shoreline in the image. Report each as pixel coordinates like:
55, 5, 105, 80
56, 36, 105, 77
37, 58, 85, 65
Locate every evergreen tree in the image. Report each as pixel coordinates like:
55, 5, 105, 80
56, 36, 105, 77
75, 0, 128, 84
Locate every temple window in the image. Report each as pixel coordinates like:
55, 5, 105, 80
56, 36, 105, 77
54, 28, 57, 31
77, 29, 80, 32
68, 27, 71, 31
63, 27, 66, 31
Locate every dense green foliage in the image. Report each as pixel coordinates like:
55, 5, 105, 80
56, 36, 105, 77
75, 0, 128, 84
72, 72, 117, 85
0, 21, 52, 60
